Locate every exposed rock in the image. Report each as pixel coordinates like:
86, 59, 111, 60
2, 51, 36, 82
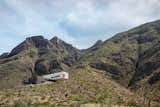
0, 20, 160, 100
88, 40, 103, 51
0, 52, 9, 59
80, 20, 160, 92
0, 36, 81, 88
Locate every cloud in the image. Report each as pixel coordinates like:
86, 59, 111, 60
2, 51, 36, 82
62, 0, 160, 30
0, 0, 160, 54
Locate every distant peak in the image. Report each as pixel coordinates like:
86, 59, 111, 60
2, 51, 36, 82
26, 35, 44, 40
92, 40, 103, 48
52, 36, 58, 40
88, 40, 103, 51
95, 40, 103, 45
50, 36, 61, 41
50, 36, 64, 44
0, 52, 9, 59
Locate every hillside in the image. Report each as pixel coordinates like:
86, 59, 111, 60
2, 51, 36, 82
0, 66, 144, 107
0, 20, 160, 106
0, 36, 81, 89
78, 20, 160, 101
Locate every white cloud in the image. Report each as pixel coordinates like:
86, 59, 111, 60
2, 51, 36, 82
0, 0, 160, 54
64, 0, 160, 28
2, 0, 75, 43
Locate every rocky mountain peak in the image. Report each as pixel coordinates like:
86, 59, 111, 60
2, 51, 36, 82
50, 36, 64, 46
51, 36, 59, 41
50, 36, 77, 52
0, 20, 160, 102
0, 52, 9, 59
9, 36, 52, 56
93, 40, 103, 47
26, 35, 51, 47
26, 35, 44, 40
87, 40, 103, 51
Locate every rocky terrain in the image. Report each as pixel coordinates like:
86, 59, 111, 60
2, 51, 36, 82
0, 20, 160, 106
0, 36, 81, 89
81, 20, 160, 93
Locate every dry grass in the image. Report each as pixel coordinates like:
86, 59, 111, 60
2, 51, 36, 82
0, 66, 145, 107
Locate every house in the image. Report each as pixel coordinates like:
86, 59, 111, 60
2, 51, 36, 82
43, 71, 69, 81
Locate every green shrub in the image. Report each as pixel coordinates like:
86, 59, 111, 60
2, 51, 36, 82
95, 94, 109, 103
71, 95, 85, 102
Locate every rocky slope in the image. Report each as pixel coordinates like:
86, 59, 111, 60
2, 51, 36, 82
0, 36, 81, 89
0, 20, 160, 105
78, 20, 160, 101
0, 66, 145, 107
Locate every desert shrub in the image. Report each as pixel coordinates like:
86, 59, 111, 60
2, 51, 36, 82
126, 100, 141, 107
14, 101, 28, 107
115, 96, 124, 105
33, 102, 52, 107
68, 102, 81, 107
71, 95, 86, 102
95, 94, 109, 103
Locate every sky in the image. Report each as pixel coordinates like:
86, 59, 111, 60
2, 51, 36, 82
0, 0, 160, 54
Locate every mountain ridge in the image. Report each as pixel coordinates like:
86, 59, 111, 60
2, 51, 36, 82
0, 35, 82, 88
0, 20, 160, 106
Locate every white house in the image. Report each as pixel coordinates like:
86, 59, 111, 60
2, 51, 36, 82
43, 72, 69, 81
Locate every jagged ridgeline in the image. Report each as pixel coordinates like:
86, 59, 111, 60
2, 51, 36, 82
0, 20, 160, 102
0, 36, 82, 88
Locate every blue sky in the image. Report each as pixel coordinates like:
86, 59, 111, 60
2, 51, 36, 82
0, 0, 160, 54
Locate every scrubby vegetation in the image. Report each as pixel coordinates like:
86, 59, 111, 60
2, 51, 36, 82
0, 19, 160, 107
0, 66, 143, 107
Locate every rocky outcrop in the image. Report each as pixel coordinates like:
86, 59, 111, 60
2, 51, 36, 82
0, 52, 9, 59
0, 20, 160, 97
80, 20, 160, 91
87, 40, 103, 51
0, 36, 81, 88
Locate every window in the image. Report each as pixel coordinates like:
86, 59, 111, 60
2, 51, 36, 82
62, 74, 65, 77
51, 75, 61, 78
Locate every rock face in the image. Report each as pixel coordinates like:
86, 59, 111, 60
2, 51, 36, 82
0, 20, 160, 98
0, 52, 9, 59
80, 20, 160, 94
0, 36, 81, 88
87, 40, 103, 51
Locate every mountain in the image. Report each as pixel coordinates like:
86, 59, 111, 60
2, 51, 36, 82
0, 36, 81, 89
0, 20, 160, 106
87, 40, 103, 51
78, 20, 160, 101
0, 52, 9, 59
